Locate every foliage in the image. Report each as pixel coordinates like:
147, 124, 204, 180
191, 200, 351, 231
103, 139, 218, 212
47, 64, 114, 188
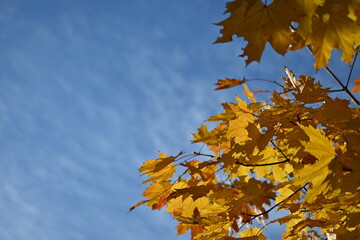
131, 0, 360, 239
215, 0, 360, 70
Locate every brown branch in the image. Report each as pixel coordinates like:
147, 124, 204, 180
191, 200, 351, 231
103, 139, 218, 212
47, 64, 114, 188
235, 159, 289, 167
324, 64, 359, 106
305, 45, 359, 106
270, 140, 291, 162
193, 151, 290, 167
240, 183, 309, 223
289, 24, 359, 106
346, 50, 358, 88
193, 152, 215, 158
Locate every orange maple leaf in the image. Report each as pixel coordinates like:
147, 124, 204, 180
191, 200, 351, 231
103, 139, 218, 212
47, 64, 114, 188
214, 78, 244, 90
351, 77, 360, 93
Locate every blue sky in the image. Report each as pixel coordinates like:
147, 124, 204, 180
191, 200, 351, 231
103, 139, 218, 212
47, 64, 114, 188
0, 1, 359, 240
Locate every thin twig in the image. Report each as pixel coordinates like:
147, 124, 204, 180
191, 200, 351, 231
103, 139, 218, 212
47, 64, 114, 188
246, 78, 284, 88
193, 152, 215, 158
289, 24, 359, 106
270, 140, 291, 161
324, 64, 359, 106
305, 45, 359, 106
235, 159, 289, 167
193, 151, 290, 167
346, 50, 358, 88
240, 183, 309, 220
329, 89, 345, 93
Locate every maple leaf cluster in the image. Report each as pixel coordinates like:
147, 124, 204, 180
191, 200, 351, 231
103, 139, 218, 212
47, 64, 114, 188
216, 0, 360, 69
132, 73, 360, 239
132, 0, 360, 239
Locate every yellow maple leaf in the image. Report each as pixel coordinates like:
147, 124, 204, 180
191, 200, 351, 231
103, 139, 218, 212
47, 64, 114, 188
295, 125, 336, 202
275, 187, 296, 204
300, 125, 335, 160
290, 219, 329, 236
167, 195, 195, 218
142, 180, 172, 209
216, 0, 360, 69
216, 0, 297, 65
238, 227, 266, 240
292, 0, 324, 39
139, 152, 180, 183
305, 4, 360, 69
227, 118, 251, 143
192, 124, 227, 148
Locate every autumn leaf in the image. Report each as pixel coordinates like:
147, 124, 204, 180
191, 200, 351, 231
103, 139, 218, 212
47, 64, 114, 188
290, 219, 328, 236
243, 83, 256, 103
301, 153, 317, 165
294, 125, 336, 203
214, 78, 244, 90
216, 0, 360, 69
139, 152, 181, 183
238, 228, 266, 240
216, 0, 298, 65
291, 75, 330, 103
292, 0, 323, 39
313, 98, 352, 123
135, 75, 360, 239
129, 199, 149, 212
134, 2, 360, 239
226, 100, 254, 143
192, 124, 226, 147
305, 6, 360, 69
142, 180, 173, 209
352, 77, 360, 93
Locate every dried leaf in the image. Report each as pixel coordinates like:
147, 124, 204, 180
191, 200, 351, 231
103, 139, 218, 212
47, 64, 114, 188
214, 78, 244, 90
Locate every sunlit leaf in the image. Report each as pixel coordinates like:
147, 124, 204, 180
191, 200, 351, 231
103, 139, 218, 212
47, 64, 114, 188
352, 77, 360, 93
243, 83, 256, 103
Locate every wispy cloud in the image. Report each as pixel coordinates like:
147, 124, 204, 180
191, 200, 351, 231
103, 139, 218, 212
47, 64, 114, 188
0, 1, 240, 239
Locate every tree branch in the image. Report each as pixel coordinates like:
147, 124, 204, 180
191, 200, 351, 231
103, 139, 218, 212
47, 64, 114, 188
305, 45, 359, 106
193, 151, 290, 167
289, 24, 359, 106
235, 159, 289, 167
346, 49, 358, 88
324, 64, 359, 106
240, 183, 309, 220
270, 140, 291, 161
